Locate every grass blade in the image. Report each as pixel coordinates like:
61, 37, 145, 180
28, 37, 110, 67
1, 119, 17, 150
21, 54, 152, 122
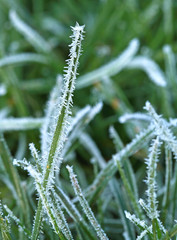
0, 203, 12, 240
31, 23, 84, 240
53, 187, 96, 240
0, 118, 44, 131
67, 165, 109, 240
0, 53, 48, 67
0, 134, 30, 228
4, 205, 31, 238
127, 56, 167, 87
77, 39, 139, 89
85, 125, 154, 202
162, 144, 172, 223
9, 10, 51, 53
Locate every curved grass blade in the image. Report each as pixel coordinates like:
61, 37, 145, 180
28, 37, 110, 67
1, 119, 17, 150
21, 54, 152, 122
127, 56, 167, 87
119, 113, 151, 124
62, 102, 103, 159
9, 10, 51, 53
77, 39, 139, 89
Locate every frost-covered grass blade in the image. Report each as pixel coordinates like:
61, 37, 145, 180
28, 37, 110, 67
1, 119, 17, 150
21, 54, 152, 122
31, 23, 85, 240
77, 39, 139, 89
9, 10, 51, 53
67, 165, 109, 240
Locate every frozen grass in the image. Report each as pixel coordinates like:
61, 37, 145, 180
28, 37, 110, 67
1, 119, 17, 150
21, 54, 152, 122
0, 1, 177, 239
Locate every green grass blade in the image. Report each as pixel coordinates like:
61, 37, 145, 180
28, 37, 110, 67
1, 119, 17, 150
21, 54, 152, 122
162, 144, 172, 223
67, 165, 109, 240
0, 118, 44, 131
54, 187, 97, 240
109, 126, 139, 200
0, 53, 48, 67
85, 125, 154, 203
77, 39, 139, 89
116, 159, 143, 218
0, 203, 12, 240
4, 205, 31, 238
0, 134, 30, 228
31, 23, 84, 240
9, 10, 51, 53
110, 179, 136, 240
127, 56, 167, 87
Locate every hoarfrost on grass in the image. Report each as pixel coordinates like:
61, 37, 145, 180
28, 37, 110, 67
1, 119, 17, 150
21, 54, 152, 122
31, 23, 85, 240
145, 101, 177, 158
145, 137, 161, 220
77, 38, 139, 89
0, 53, 48, 67
9, 10, 51, 53
127, 56, 167, 87
67, 165, 109, 240
0, 118, 44, 131
119, 112, 151, 123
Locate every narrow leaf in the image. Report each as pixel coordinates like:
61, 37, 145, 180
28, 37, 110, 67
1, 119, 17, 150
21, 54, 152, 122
67, 165, 109, 240
77, 39, 139, 89
53, 187, 96, 240
0, 118, 44, 131
119, 112, 151, 124
127, 56, 167, 87
32, 23, 85, 240
145, 137, 161, 220
85, 125, 154, 202
0, 134, 30, 227
4, 205, 31, 238
0, 203, 11, 240
9, 10, 51, 53
125, 211, 152, 235
0, 53, 48, 67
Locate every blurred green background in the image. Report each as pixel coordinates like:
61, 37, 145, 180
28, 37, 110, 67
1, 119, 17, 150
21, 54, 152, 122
0, 0, 177, 238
